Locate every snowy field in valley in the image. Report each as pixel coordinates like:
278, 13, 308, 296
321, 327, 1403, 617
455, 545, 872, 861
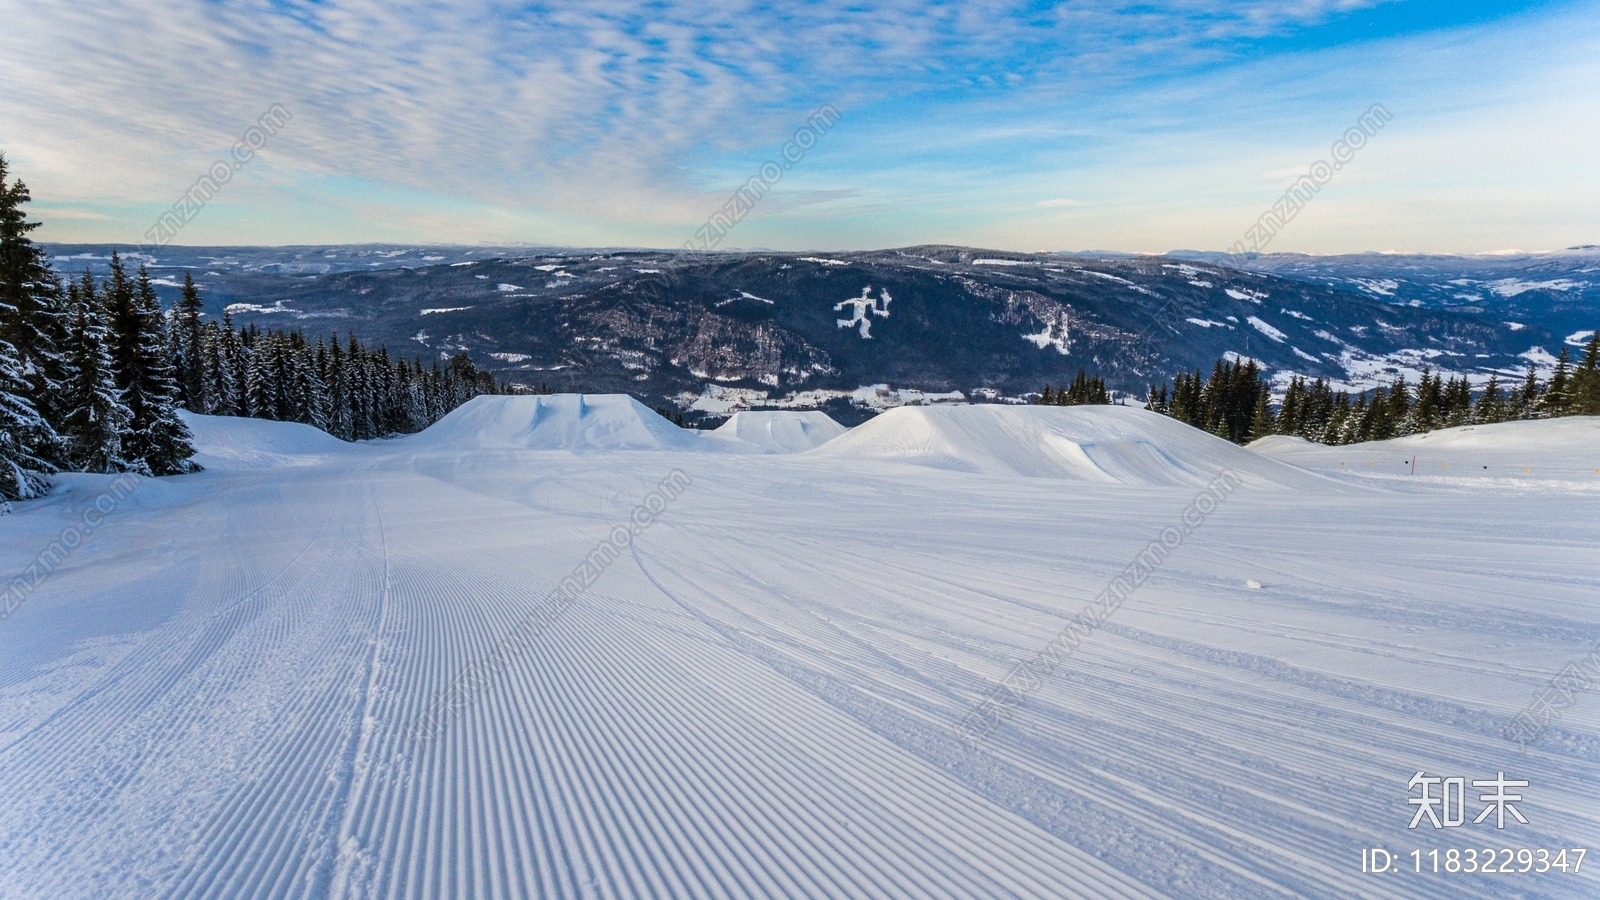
2, 396, 1597, 899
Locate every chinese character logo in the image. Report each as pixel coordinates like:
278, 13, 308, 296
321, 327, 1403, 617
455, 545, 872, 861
1408, 771, 1528, 829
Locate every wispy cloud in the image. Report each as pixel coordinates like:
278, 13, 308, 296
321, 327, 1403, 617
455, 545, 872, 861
1, 0, 1593, 252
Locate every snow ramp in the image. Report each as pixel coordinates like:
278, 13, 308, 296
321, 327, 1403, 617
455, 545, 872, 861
705, 410, 848, 453
180, 410, 350, 470
408, 394, 698, 451
812, 404, 1324, 487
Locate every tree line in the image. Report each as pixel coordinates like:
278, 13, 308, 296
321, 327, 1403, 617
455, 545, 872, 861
1034, 370, 1111, 406
1146, 342, 1600, 446
1, 155, 507, 501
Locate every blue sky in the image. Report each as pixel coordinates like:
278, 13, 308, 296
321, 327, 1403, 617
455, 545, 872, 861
3, 0, 1595, 253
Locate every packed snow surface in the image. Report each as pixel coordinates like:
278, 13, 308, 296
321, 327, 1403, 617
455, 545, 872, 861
2, 401, 1598, 899
182, 410, 352, 470
1250, 417, 1600, 488
814, 404, 1326, 488
706, 410, 847, 453
408, 393, 698, 452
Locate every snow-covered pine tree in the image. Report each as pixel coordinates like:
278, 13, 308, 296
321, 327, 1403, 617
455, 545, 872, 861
426, 358, 446, 425
1247, 389, 1274, 442
1409, 369, 1442, 433
347, 333, 372, 439
229, 318, 252, 415
245, 329, 277, 419
390, 356, 414, 432
1511, 365, 1540, 420
1540, 346, 1571, 416
171, 272, 206, 411
1474, 373, 1503, 424
0, 311, 54, 498
117, 265, 197, 474
0, 153, 69, 467
1324, 391, 1352, 444
288, 337, 327, 429
410, 358, 429, 427
325, 335, 352, 440
1384, 374, 1411, 435
59, 277, 131, 472
1274, 376, 1302, 436
372, 344, 399, 435
1305, 378, 1339, 442
1366, 387, 1396, 441
1441, 375, 1472, 426
200, 321, 237, 416
272, 332, 298, 421
1573, 332, 1600, 416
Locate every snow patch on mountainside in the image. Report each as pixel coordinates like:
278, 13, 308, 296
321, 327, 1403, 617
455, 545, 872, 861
834, 287, 892, 338
1247, 316, 1287, 342
1486, 278, 1583, 297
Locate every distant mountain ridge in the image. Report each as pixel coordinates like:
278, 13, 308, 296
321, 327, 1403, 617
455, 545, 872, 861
43, 244, 1574, 419
1175, 247, 1600, 346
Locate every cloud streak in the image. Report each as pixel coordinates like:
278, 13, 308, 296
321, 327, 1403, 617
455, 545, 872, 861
2, 0, 1593, 252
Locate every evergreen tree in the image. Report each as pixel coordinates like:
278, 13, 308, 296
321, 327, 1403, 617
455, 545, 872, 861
200, 321, 236, 416
58, 279, 131, 472
0, 153, 69, 467
1384, 374, 1411, 435
1511, 365, 1540, 420
245, 330, 277, 419
219, 312, 246, 415
326, 335, 352, 440
1275, 376, 1303, 436
115, 265, 197, 474
0, 335, 51, 499
1572, 332, 1600, 416
1340, 392, 1370, 444
1442, 375, 1473, 427
1410, 369, 1442, 433
1248, 389, 1275, 442
1474, 374, 1504, 424
1540, 347, 1572, 416
1325, 391, 1352, 444
171, 272, 206, 410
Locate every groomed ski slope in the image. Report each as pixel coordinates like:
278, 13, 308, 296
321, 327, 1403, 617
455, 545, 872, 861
1250, 417, 1600, 489
1, 397, 1596, 899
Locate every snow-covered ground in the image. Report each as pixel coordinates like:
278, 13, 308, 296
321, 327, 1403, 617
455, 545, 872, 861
1250, 417, 1600, 490
1, 398, 1596, 899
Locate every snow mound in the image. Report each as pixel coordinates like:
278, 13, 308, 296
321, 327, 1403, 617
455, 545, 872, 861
1250, 417, 1600, 484
409, 394, 696, 451
706, 411, 848, 453
180, 411, 350, 470
812, 404, 1320, 487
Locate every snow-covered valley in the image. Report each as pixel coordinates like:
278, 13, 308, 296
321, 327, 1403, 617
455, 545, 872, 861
2, 398, 1597, 899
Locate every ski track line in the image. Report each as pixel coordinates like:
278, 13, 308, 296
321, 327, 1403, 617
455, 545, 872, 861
5, 440, 1597, 900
